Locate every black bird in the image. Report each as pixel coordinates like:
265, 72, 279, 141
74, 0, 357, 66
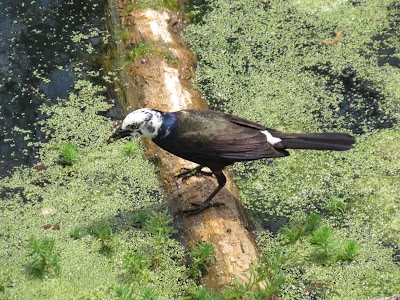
108, 108, 355, 213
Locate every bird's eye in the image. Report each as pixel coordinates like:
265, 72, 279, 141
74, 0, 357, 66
128, 123, 139, 130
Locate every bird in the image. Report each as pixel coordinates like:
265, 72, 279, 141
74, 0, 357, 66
108, 108, 355, 213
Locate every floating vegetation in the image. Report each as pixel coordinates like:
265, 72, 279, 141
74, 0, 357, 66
185, 0, 400, 297
26, 237, 61, 278
59, 143, 79, 166
123, 251, 152, 278
326, 196, 347, 215
0, 0, 105, 176
1, 0, 400, 298
187, 242, 215, 281
0, 1, 191, 297
223, 252, 286, 300
338, 240, 360, 262
310, 226, 337, 262
308, 64, 396, 134
280, 212, 321, 244
123, 141, 140, 157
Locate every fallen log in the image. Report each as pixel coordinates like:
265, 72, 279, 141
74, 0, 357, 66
107, 1, 261, 292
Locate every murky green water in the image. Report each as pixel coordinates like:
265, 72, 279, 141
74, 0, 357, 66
0, 0, 105, 177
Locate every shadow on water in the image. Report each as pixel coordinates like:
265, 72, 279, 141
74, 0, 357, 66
308, 64, 397, 134
0, 0, 105, 177
307, 2, 399, 135
183, 0, 213, 23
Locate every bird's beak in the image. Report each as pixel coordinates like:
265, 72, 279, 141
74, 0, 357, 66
107, 126, 131, 144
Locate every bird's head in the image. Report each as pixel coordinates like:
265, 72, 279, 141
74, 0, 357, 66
107, 108, 163, 143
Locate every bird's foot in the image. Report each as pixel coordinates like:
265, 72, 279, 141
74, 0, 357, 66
181, 202, 225, 215
173, 166, 213, 184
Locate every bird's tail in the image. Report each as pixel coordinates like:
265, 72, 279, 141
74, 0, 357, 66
276, 132, 355, 151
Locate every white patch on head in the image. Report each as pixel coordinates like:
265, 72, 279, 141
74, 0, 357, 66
261, 130, 282, 145
121, 108, 163, 138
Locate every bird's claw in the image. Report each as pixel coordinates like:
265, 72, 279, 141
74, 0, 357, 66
181, 202, 225, 215
173, 167, 194, 182
181, 175, 190, 184
173, 166, 213, 185
173, 166, 202, 184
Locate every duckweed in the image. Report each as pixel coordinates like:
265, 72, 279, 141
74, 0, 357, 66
185, 0, 400, 298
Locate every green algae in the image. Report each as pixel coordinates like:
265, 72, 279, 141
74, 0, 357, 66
0, 77, 194, 299
187, 242, 215, 282
185, 0, 400, 298
0, 36, 194, 300
2, 0, 399, 298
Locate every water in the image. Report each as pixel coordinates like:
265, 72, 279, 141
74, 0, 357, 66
0, 0, 105, 177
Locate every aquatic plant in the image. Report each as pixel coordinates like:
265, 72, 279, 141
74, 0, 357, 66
123, 251, 152, 278
310, 226, 337, 262
0, 281, 4, 294
223, 251, 286, 300
115, 285, 159, 300
140, 288, 158, 300
338, 240, 360, 262
119, 28, 130, 43
89, 220, 116, 255
27, 237, 60, 278
123, 141, 140, 157
144, 211, 177, 243
0, 26, 190, 298
114, 285, 134, 300
326, 196, 347, 215
59, 142, 79, 166
0, 274, 11, 294
133, 210, 148, 227
191, 287, 225, 300
280, 223, 303, 244
281, 212, 321, 244
303, 213, 322, 233
187, 242, 215, 281
144, 211, 177, 266
70, 226, 88, 239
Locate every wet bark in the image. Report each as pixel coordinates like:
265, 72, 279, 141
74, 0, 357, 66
107, 0, 260, 292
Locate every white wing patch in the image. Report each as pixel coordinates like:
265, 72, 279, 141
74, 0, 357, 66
261, 130, 282, 145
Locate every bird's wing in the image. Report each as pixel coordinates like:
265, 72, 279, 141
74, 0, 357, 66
206, 120, 288, 160
170, 111, 288, 164
227, 115, 267, 130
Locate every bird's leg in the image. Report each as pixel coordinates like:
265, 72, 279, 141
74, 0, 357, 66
173, 165, 213, 184
182, 170, 227, 215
